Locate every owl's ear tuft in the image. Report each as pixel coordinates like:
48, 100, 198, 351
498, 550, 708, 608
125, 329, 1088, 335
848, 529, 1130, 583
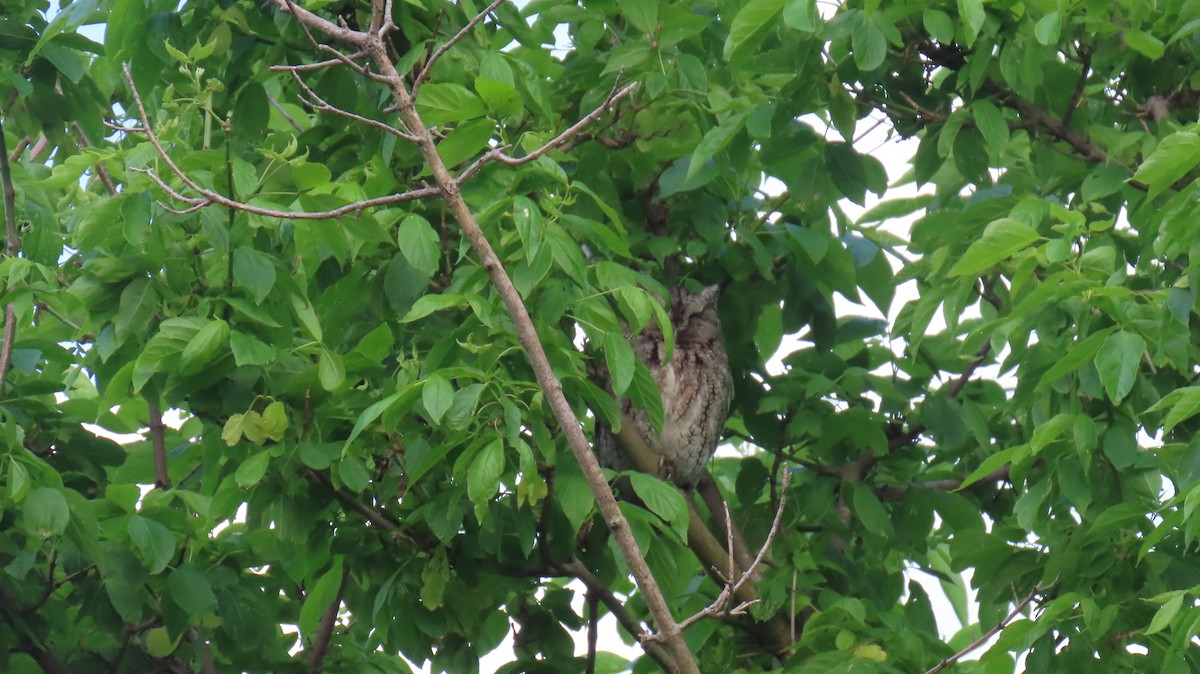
699, 284, 721, 309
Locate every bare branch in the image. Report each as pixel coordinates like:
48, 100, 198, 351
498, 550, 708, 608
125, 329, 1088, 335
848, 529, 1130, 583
307, 562, 350, 668
0, 119, 21, 394
148, 403, 170, 489
675, 472, 791, 632
557, 559, 678, 674
121, 68, 439, 217
285, 69, 417, 141
266, 92, 305, 132
457, 82, 639, 183
267, 53, 367, 72
303, 468, 419, 547
923, 587, 1040, 674
414, 0, 508, 93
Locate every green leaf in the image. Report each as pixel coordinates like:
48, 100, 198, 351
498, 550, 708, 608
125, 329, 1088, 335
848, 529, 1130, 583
826, 142, 868, 204
293, 161, 332, 190
689, 113, 747, 180
1146, 594, 1183, 635
416, 83, 486, 124
1133, 132, 1200, 198
436, 118, 494, 168
923, 10, 954, 42
345, 390, 404, 446
233, 247, 276, 305
230, 331, 277, 366
232, 83, 269, 148
724, 0, 785, 62
422, 373, 454, 424
128, 515, 175, 574
957, 0, 985, 44
318, 350, 346, 391
556, 465, 595, 534
114, 276, 157, 345
783, 0, 818, 31
949, 218, 1042, 276
1124, 29, 1165, 60
235, 451, 271, 487
617, 0, 657, 33
299, 442, 341, 470
1030, 413, 1074, 455
513, 195, 543, 260
1034, 12, 1060, 45
1145, 386, 1200, 433
972, 100, 1008, 160
1038, 329, 1115, 387
179, 319, 229, 373
1095, 332, 1145, 404
959, 445, 1028, 490
337, 457, 370, 492
627, 472, 688, 541
849, 483, 893, 536
467, 438, 504, 510
298, 558, 344, 634
291, 294, 324, 342
603, 332, 636, 395
851, 14, 887, 71
222, 413, 246, 446
26, 0, 102, 62
145, 627, 180, 657
167, 565, 214, 616
400, 293, 470, 322
262, 401, 289, 438
420, 548, 449, 611
627, 360, 665, 435
25, 487, 70, 538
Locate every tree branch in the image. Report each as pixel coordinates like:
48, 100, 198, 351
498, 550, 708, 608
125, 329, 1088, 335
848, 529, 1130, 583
675, 472, 790, 632
922, 586, 1040, 674
457, 81, 639, 183
414, 0, 508, 94
261, 3, 701, 668
308, 562, 351, 668
275, 67, 418, 141
0, 118, 21, 394
121, 68, 442, 218
147, 403, 171, 489
557, 559, 677, 674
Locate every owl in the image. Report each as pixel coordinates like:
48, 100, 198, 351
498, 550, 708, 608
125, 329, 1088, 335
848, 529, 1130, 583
595, 285, 733, 488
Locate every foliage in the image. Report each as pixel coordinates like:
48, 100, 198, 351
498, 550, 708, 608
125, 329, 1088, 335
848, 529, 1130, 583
4, 0, 1200, 672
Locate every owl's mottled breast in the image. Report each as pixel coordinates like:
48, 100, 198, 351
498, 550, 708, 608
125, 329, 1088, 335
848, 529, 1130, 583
598, 284, 732, 487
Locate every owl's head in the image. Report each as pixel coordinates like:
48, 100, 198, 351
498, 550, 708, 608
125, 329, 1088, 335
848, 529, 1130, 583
668, 284, 723, 344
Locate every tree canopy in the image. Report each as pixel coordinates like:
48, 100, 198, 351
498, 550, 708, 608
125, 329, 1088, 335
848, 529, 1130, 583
4, 0, 1200, 672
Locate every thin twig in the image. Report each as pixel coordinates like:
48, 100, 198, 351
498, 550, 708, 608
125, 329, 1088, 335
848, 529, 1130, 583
285, 69, 417, 141
0, 119, 21, 394
675, 472, 791, 632
922, 587, 1040, 674
557, 559, 678, 674
123, 64, 440, 216
457, 81, 639, 183
302, 468, 418, 545
414, 0, 508, 93
267, 53, 368, 71
266, 92, 305, 132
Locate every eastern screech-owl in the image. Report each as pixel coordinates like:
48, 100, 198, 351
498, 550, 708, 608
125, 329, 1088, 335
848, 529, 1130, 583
595, 285, 733, 488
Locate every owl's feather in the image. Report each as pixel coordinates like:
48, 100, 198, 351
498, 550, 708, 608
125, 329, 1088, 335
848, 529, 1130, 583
595, 285, 732, 488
